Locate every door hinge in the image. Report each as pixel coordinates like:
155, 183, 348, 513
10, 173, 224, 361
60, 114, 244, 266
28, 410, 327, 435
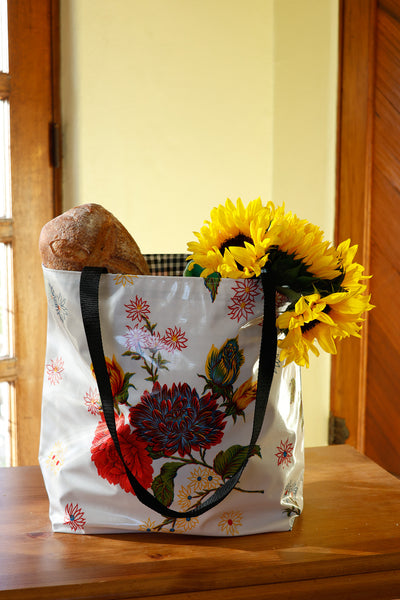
329, 413, 350, 445
49, 122, 61, 168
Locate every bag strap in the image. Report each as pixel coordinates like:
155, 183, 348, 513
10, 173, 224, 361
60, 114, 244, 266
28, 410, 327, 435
80, 266, 277, 519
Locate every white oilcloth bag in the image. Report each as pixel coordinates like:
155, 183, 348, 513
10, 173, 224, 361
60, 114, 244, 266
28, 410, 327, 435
39, 265, 304, 536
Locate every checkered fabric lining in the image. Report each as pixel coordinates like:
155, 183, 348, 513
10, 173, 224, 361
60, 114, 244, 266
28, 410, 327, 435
144, 253, 189, 276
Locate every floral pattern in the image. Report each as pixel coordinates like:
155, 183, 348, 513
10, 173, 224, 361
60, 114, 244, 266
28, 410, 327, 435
227, 297, 256, 322
230, 378, 257, 419
139, 518, 157, 532
88, 312, 270, 532
201, 337, 244, 401
124, 325, 151, 353
64, 503, 86, 532
177, 485, 197, 511
48, 283, 68, 322
275, 439, 294, 469
227, 279, 261, 323
187, 467, 221, 491
125, 296, 151, 322
46, 357, 64, 385
162, 326, 188, 352
91, 415, 154, 494
91, 355, 135, 413
43, 276, 301, 535
46, 442, 65, 474
282, 480, 302, 517
174, 515, 199, 532
40, 258, 305, 537
218, 510, 243, 535
130, 382, 226, 458
113, 274, 137, 286
84, 387, 101, 415
122, 299, 187, 383
231, 279, 261, 303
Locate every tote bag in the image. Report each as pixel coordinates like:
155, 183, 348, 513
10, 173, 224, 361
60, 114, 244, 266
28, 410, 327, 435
39, 258, 304, 536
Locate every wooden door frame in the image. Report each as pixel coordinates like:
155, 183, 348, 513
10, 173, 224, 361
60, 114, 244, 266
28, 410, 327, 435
7, 0, 61, 464
330, 0, 376, 451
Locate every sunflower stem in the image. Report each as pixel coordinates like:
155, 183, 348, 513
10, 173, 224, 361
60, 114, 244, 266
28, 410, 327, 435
167, 454, 213, 469
276, 285, 302, 304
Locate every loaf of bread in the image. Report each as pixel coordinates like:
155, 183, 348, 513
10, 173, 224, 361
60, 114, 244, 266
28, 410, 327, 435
39, 203, 150, 275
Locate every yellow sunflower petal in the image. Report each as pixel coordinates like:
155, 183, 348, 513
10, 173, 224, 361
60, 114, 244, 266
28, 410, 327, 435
305, 323, 338, 355
186, 197, 276, 279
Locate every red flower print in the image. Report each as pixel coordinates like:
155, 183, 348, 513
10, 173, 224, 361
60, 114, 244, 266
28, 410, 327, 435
231, 280, 261, 302
46, 357, 64, 385
124, 296, 151, 322
91, 416, 154, 494
129, 382, 226, 457
162, 326, 188, 352
84, 387, 101, 415
227, 297, 256, 322
64, 503, 86, 532
275, 439, 294, 468
275, 291, 289, 314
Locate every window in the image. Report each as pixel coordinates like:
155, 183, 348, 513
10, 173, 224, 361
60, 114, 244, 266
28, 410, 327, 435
0, 0, 60, 465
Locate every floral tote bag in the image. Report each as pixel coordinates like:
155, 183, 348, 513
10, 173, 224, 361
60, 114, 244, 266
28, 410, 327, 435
39, 261, 304, 537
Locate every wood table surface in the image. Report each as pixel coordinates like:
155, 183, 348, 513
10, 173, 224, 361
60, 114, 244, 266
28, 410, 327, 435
1, 445, 400, 600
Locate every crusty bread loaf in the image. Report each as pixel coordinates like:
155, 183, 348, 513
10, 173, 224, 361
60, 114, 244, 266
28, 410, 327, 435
39, 203, 150, 275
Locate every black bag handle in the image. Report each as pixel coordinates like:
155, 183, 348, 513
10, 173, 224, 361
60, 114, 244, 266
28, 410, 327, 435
80, 266, 277, 519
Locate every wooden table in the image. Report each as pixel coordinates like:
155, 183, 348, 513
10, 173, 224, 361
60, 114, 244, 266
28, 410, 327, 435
1, 445, 400, 599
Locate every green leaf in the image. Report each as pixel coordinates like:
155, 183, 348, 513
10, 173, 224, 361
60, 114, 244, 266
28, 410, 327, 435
114, 372, 136, 405
146, 447, 165, 460
184, 261, 204, 277
204, 273, 221, 302
155, 352, 169, 370
122, 372, 135, 388
213, 445, 262, 481
151, 462, 182, 507
122, 350, 142, 360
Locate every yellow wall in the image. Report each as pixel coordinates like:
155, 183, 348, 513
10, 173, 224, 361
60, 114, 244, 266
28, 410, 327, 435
61, 0, 275, 248
273, 0, 339, 447
60, 0, 339, 446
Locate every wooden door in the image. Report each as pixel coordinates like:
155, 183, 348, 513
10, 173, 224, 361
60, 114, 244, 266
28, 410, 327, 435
0, 0, 61, 465
332, 0, 400, 474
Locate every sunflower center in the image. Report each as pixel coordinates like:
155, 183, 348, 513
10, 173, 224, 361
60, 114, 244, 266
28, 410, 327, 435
219, 234, 252, 257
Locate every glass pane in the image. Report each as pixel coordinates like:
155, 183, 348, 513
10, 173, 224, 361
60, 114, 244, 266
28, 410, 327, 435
0, 100, 11, 218
0, 0, 8, 73
0, 381, 11, 466
0, 242, 12, 357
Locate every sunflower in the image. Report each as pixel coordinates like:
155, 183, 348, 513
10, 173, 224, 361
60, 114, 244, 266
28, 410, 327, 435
187, 199, 345, 290
277, 288, 373, 367
186, 198, 276, 278
267, 208, 343, 282
336, 239, 370, 291
187, 197, 373, 367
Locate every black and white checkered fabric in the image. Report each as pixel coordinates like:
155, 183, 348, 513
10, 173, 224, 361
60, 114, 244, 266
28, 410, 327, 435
144, 253, 189, 276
